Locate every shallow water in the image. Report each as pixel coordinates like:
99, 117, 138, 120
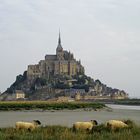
0, 104, 140, 128
106, 104, 140, 110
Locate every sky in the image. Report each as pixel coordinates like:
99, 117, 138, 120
0, 0, 140, 98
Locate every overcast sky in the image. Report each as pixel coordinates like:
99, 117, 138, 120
0, 0, 140, 98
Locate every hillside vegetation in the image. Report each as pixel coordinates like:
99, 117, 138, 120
5, 73, 128, 100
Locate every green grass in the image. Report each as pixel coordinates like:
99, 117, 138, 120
0, 123, 140, 140
0, 101, 105, 111
114, 99, 140, 105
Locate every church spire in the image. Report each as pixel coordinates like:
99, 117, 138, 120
56, 30, 63, 52
58, 30, 61, 45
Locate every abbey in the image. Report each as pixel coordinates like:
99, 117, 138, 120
27, 33, 85, 80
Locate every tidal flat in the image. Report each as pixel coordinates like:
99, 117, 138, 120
0, 104, 140, 128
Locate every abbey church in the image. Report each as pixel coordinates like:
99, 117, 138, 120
27, 33, 85, 80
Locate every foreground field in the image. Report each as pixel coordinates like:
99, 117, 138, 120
0, 101, 105, 111
0, 124, 140, 140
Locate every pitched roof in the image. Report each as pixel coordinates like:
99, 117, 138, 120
45, 55, 57, 60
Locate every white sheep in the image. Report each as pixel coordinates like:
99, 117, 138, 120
15, 120, 41, 131
106, 120, 128, 130
73, 120, 98, 131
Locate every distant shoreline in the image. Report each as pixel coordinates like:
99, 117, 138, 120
0, 99, 140, 111
0, 101, 105, 111
89, 99, 140, 106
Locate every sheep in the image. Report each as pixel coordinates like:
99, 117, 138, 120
15, 120, 41, 131
73, 120, 98, 131
105, 120, 128, 130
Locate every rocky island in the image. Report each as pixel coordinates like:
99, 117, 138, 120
0, 33, 128, 101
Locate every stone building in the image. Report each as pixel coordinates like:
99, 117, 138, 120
15, 90, 25, 99
0, 90, 25, 101
111, 91, 128, 99
75, 92, 81, 101
27, 33, 84, 80
57, 96, 69, 102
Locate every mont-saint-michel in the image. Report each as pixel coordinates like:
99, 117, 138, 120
0, 33, 128, 101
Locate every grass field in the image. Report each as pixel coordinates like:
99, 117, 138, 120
0, 122, 140, 140
114, 99, 140, 105
0, 101, 105, 111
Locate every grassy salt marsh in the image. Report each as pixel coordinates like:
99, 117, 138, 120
0, 101, 105, 111
0, 121, 140, 140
